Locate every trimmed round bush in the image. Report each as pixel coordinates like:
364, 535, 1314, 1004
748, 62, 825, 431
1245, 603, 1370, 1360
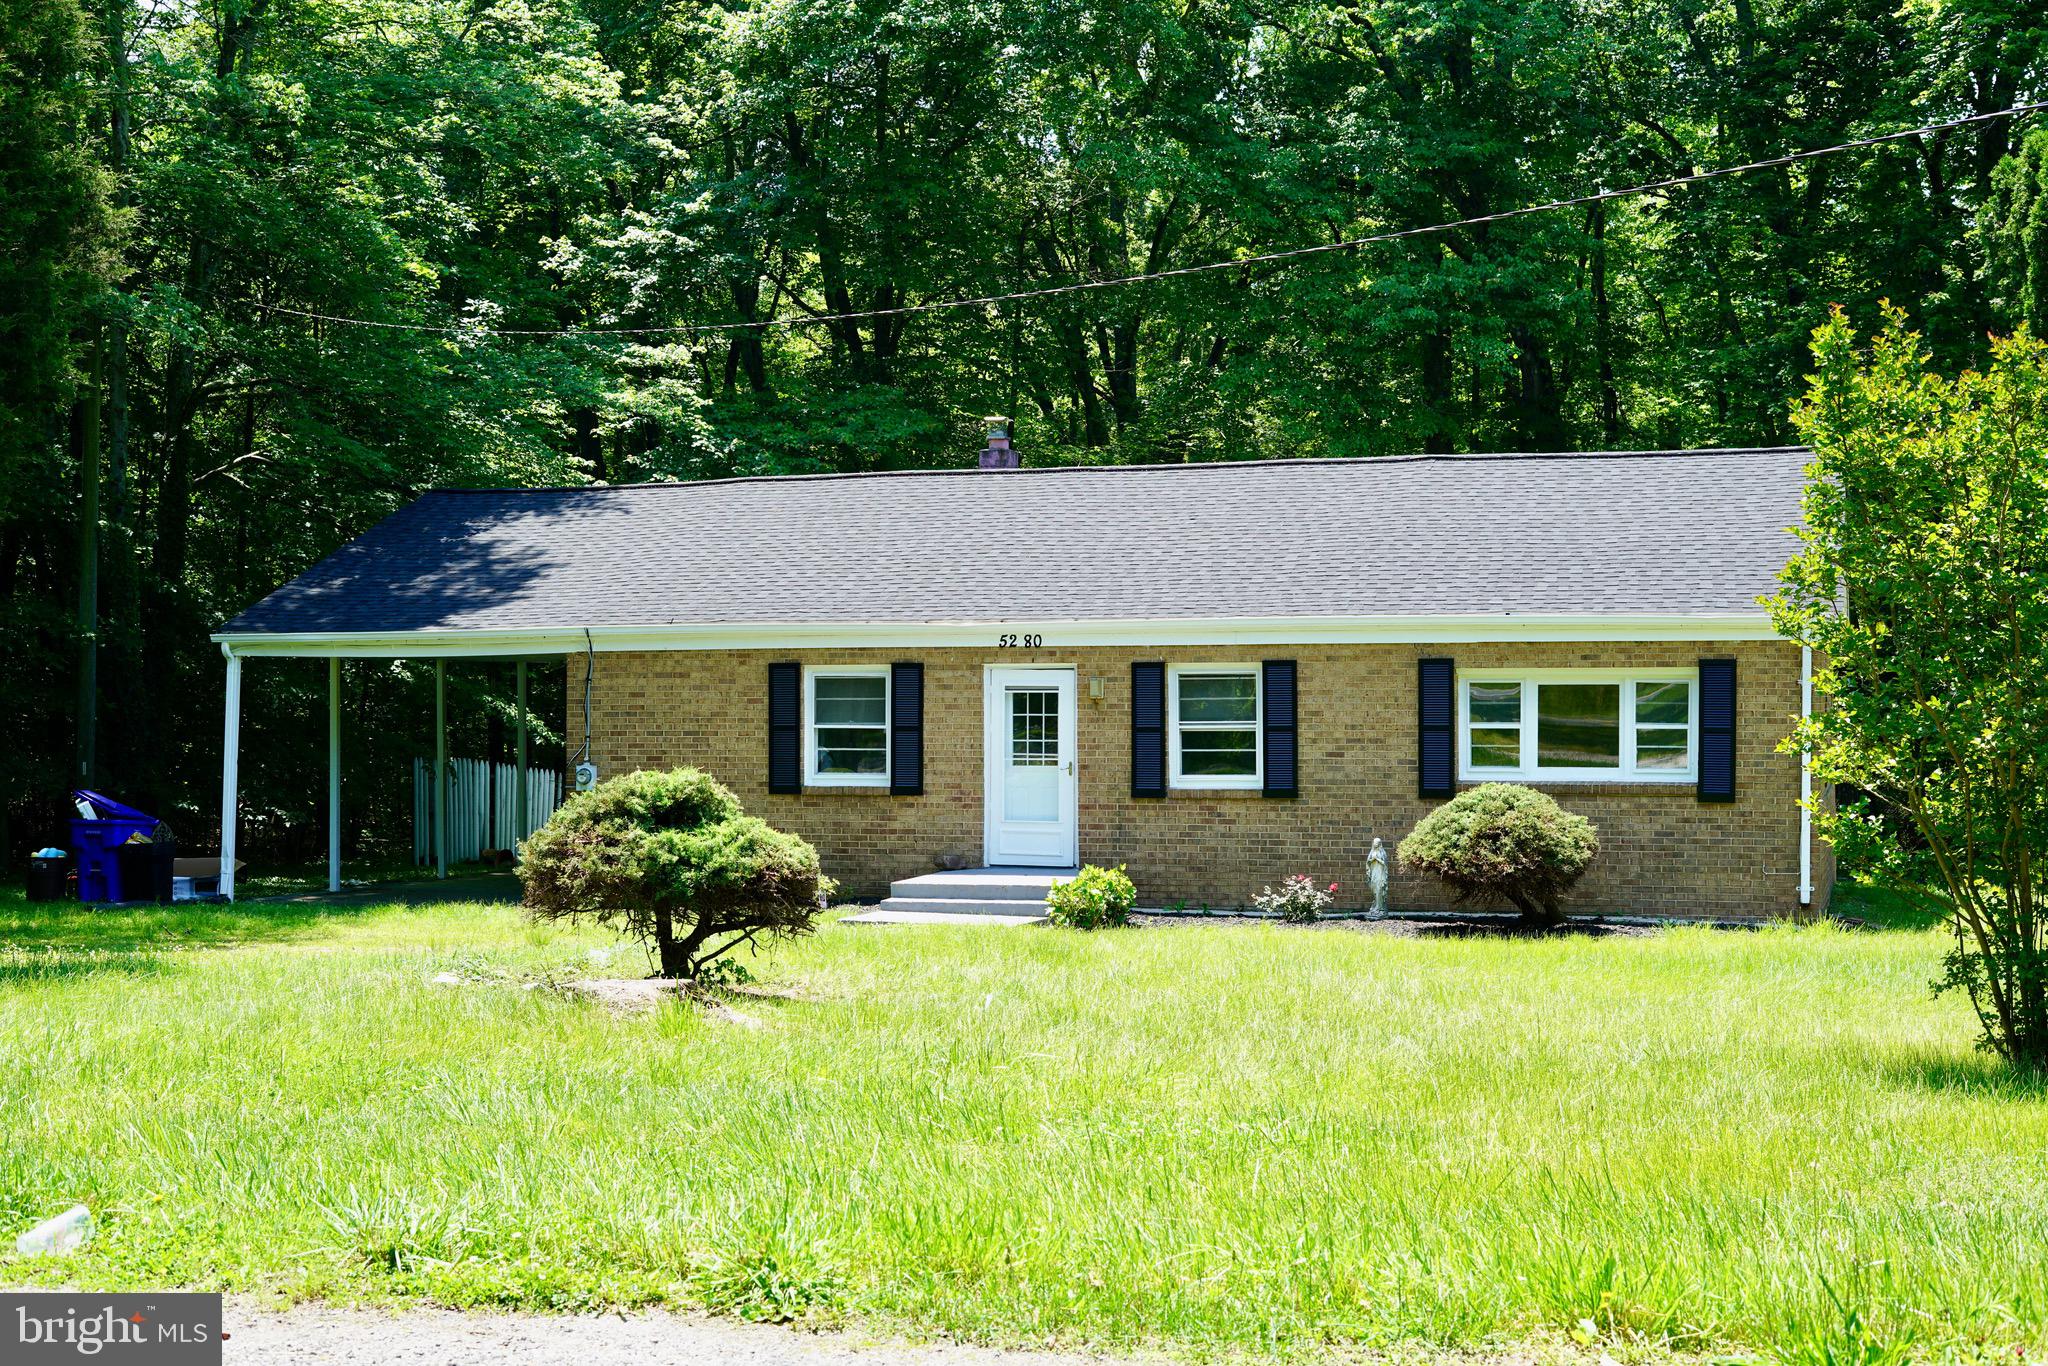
1397, 783, 1598, 929
520, 767, 831, 977
1045, 864, 1137, 929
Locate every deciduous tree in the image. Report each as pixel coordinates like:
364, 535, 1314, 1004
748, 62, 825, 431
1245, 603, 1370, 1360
1771, 306, 2048, 1066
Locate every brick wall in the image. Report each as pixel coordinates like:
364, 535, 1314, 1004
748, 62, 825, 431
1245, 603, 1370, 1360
574, 639, 1831, 919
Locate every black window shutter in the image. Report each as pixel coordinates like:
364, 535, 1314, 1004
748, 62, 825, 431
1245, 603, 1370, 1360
1131, 662, 1166, 798
1698, 657, 1737, 802
1417, 657, 1455, 798
1262, 660, 1298, 797
768, 662, 801, 794
890, 661, 923, 796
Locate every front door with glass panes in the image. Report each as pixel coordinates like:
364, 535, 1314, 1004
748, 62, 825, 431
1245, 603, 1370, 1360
982, 667, 1078, 867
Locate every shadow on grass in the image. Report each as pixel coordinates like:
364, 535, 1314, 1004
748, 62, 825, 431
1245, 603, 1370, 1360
0, 873, 520, 958
0, 899, 395, 955
1877, 1045, 2048, 1100
1830, 883, 1949, 932
1410, 919, 1631, 940
0, 946, 172, 986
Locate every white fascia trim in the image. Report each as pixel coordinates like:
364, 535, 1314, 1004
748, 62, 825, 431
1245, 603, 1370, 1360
211, 612, 1782, 657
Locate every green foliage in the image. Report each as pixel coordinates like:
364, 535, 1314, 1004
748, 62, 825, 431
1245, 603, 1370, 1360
520, 767, 829, 977
1398, 784, 1599, 929
1044, 863, 1136, 929
1769, 306, 2048, 1066
0, 0, 116, 831
1985, 130, 2048, 337
693, 956, 754, 990
0, 0, 114, 494
695, 1242, 843, 1324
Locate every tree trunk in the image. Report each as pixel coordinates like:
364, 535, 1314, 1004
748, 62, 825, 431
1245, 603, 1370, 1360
571, 408, 603, 480
1421, 327, 1454, 453
1513, 893, 1567, 931
1590, 204, 1620, 443
1510, 327, 1566, 451
652, 907, 686, 977
75, 335, 102, 788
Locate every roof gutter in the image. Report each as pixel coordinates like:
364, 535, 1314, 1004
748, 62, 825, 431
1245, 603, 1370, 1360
209, 612, 1785, 657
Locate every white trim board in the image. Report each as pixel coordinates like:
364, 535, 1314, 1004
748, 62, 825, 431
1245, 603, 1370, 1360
212, 612, 1784, 658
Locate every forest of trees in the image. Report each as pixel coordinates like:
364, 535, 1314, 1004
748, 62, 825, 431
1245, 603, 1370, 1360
2, 0, 2046, 868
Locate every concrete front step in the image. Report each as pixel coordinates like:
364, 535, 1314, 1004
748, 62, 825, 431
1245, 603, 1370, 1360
884, 866, 1078, 903
869, 896, 1057, 918
841, 908, 1048, 927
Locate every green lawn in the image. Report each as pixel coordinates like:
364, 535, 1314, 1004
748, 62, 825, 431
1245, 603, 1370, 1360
1, 889, 2042, 1363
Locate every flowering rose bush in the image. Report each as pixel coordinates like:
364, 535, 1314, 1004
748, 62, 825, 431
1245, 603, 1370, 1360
1252, 874, 1336, 923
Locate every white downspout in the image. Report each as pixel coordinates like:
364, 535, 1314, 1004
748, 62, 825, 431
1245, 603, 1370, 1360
1799, 644, 1813, 907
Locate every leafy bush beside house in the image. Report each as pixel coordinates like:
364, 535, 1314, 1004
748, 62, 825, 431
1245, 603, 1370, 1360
1045, 865, 1137, 929
520, 767, 831, 978
1399, 784, 1599, 929
1771, 307, 2048, 1067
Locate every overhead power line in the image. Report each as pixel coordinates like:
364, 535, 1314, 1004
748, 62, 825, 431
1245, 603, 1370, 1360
261, 100, 2048, 340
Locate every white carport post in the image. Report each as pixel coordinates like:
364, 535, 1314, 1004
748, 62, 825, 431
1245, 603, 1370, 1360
219, 647, 243, 901
514, 660, 529, 857
434, 659, 448, 879
328, 656, 343, 893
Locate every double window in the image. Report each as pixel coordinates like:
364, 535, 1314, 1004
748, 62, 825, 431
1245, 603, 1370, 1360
805, 666, 889, 786
1168, 664, 1262, 789
1459, 670, 1696, 783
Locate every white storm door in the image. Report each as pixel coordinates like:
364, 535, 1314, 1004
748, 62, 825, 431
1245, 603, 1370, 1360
983, 667, 1078, 867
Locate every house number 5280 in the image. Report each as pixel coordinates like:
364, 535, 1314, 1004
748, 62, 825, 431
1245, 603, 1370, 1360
997, 633, 1044, 648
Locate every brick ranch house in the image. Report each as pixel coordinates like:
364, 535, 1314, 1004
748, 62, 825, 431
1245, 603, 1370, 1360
211, 440, 1830, 918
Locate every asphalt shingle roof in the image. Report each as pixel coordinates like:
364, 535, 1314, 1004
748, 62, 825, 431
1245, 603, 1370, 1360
217, 448, 1809, 636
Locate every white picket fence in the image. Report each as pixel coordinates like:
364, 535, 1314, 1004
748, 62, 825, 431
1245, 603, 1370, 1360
412, 758, 563, 867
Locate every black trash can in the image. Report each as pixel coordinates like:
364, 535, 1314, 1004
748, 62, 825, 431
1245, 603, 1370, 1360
111, 840, 173, 904
113, 844, 155, 904
149, 829, 177, 902
26, 854, 69, 902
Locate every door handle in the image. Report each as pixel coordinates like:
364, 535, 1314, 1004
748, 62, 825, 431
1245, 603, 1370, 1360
1065, 760, 1074, 775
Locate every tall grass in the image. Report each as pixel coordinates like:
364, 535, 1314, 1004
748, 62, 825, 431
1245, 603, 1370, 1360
2, 897, 2043, 1360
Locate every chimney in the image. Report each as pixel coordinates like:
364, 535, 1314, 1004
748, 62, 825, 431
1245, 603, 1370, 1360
978, 419, 1019, 469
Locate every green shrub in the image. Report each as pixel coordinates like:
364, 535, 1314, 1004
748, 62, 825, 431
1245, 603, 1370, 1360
520, 767, 833, 977
1045, 864, 1137, 929
1397, 784, 1598, 929
695, 957, 755, 990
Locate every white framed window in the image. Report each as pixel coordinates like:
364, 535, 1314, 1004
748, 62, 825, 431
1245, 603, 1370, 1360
1168, 664, 1262, 789
1457, 669, 1697, 784
805, 666, 890, 786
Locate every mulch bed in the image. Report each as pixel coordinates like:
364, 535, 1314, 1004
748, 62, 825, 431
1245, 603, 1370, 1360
1128, 913, 1660, 939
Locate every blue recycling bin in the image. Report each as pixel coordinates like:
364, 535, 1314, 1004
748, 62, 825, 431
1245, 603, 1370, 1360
69, 790, 160, 903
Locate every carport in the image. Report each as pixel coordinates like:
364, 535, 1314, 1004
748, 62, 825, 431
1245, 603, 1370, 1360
210, 636, 560, 900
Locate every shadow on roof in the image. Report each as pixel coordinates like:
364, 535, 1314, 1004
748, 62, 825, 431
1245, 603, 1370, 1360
221, 491, 625, 635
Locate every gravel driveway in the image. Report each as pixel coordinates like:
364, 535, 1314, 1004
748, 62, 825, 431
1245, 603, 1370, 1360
221, 1301, 1141, 1366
